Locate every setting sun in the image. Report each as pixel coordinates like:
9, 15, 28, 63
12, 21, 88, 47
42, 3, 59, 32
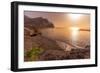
68, 14, 82, 21
70, 27, 80, 31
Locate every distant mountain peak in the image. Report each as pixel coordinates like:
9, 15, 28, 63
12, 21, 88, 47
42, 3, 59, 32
24, 15, 54, 28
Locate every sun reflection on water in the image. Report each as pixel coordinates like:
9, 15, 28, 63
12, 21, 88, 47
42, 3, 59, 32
70, 27, 80, 43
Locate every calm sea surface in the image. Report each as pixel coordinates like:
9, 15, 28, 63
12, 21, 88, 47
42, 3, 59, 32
41, 28, 90, 47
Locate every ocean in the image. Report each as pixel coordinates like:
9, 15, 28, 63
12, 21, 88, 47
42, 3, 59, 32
40, 28, 90, 48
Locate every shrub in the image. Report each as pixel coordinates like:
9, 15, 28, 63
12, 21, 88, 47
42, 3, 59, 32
25, 47, 44, 61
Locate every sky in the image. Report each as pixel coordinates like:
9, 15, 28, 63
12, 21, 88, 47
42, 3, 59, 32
24, 11, 90, 29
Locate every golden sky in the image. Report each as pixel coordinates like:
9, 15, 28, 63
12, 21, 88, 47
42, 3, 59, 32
24, 11, 90, 29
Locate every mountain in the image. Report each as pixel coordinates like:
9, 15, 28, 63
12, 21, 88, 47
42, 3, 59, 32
24, 15, 54, 29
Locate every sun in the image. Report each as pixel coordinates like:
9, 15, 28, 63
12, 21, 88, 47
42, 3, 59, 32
68, 13, 82, 21
70, 27, 79, 31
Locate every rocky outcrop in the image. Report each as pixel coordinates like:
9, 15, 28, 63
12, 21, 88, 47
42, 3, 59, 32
24, 15, 54, 29
24, 16, 90, 61
24, 16, 66, 61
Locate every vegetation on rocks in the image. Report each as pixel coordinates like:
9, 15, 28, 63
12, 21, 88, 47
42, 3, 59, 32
25, 47, 44, 61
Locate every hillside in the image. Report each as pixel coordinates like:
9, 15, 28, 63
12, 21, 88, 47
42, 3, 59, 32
24, 16, 90, 61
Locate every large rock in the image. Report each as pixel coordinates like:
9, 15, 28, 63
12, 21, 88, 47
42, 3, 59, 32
24, 15, 54, 29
